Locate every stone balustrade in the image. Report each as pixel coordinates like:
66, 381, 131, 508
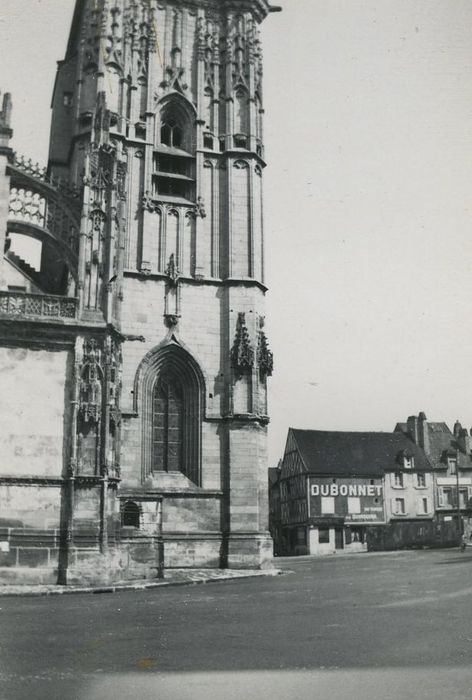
0, 291, 78, 319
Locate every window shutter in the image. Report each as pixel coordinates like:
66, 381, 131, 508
416, 498, 427, 515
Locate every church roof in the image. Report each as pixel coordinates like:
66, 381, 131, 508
288, 428, 432, 477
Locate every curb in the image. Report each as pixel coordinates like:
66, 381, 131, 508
276, 548, 463, 564
0, 569, 285, 598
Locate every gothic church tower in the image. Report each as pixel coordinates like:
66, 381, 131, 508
46, 0, 280, 570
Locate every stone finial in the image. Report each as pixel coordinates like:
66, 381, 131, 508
0, 92, 12, 129
257, 328, 274, 378
231, 312, 255, 374
0, 91, 13, 149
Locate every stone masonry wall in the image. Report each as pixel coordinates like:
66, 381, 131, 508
0, 347, 71, 477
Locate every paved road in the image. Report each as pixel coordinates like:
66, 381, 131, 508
2, 549, 472, 699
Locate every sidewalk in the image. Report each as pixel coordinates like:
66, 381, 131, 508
0, 567, 284, 597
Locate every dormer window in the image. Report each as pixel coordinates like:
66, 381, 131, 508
447, 455, 457, 476
397, 449, 414, 470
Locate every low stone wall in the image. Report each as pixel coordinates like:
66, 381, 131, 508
0, 525, 61, 584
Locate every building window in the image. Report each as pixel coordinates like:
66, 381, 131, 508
154, 99, 195, 201
318, 528, 330, 544
351, 527, 365, 543
152, 376, 183, 472
394, 472, 404, 488
233, 134, 248, 149
321, 497, 335, 514
422, 497, 429, 514
158, 98, 194, 153
137, 343, 204, 485
441, 488, 454, 507
416, 473, 426, 488
347, 496, 361, 514
122, 501, 140, 528
404, 456, 414, 469
447, 457, 457, 476
63, 91, 73, 107
459, 489, 468, 509
203, 133, 214, 150
161, 118, 183, 148
394, 498, 406, 515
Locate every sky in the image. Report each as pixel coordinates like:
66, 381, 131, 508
1, 1, 472, 467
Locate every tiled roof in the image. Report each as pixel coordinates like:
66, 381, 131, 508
289, 428, 432, 477
426, 423, 471, 470
395, 420, 472, 470
425, 423, 453, 468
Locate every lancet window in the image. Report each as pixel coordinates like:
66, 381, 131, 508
152, 375, 183, 472
138, 344, 204, 485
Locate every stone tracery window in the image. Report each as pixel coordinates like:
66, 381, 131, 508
161, 118, 183, 149
152, 375, 183, 472
158, 98, 193, 153
136, 343, 204, 485
154, 98, 195, 201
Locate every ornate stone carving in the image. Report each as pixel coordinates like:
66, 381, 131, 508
9, 187, 45, 227
231, 312, 254, 374
0, 291, 77, 319
161, 64, 187, 92
79, 338, 103, 423
195, 196, 207, 218
86, 145, 114, 190
166, 253, 180, 287
164, 313, 179, 329
105, 5, 124, 69
116, 161, 127, 200
141, 190, 156, 212
93, 93, 112, 145
105, 338, 122, 431
257, 316, 273, 378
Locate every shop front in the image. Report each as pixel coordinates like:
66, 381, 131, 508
308, 477, 386, 555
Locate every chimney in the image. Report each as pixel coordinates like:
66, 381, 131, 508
418, 412, 430, 454
407, 415, 419, 444
457, 428, 471, 456
454, 420, 462, 438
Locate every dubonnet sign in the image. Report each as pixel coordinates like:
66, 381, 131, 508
310, 477, 385, 524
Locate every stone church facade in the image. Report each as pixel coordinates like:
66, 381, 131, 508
0, 0, 280, 585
